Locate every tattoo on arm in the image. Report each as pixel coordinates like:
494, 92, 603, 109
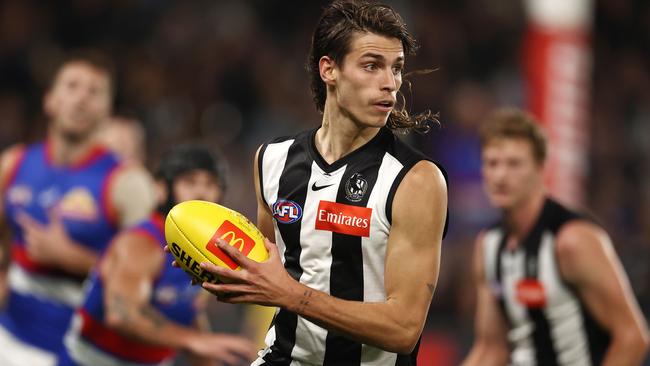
296, 289, 312, 313
109, 294, 131, 323
139, 305, 168, 329
427, 283, 436, 294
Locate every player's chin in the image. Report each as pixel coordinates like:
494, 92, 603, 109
487, 193, 513, 210
61, 119, 98, 137
362, 114, 390, 128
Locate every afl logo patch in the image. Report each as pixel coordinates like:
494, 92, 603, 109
272, 199, 302, 224
345, 173, 367, 202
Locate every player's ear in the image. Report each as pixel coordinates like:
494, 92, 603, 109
319, 56, 337, 86
43, 90, 57, 118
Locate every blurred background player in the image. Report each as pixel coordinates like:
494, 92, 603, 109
95, 115, 147, 164
462, 108, 649, 365
0, 53, 156, 366
59, 143, 256, 366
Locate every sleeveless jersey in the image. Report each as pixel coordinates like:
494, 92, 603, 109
253, 127, 448, 366
61, 213, 200, 366
1, 141, 122, 353
482, 198, 610, 365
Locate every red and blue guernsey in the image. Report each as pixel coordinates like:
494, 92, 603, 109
1, 141, 123, 354
60, 213, 200, 366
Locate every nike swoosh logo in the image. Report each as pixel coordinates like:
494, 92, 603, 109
312, 182, 334, 191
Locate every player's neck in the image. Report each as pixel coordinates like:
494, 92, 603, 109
47, 130, 98, 166
503, 189, 546, 245
316, 107, 381, 164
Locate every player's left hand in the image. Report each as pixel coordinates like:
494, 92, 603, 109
199, 238, 298, 307
17, 210, 73, 266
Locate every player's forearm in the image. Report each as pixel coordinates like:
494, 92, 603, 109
281, 282, 425, 354
56, 239, 99, 275
602, 330, 650, 366
105, 296, 198, 350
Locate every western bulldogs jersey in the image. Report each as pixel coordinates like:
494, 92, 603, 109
254, 127, 447, 366
482, 198, 610, 366
1, 141, 122, 353
60, 213, 200, 366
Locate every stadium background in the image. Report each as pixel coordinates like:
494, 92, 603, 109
0, 0, 648, 364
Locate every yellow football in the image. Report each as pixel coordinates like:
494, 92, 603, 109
165, 200, 268, 283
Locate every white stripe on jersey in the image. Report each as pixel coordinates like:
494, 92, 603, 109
261, 139, 295, 208
0, 324, 56, 366
262, 139, 294, 265
291, 162, 346, 365
8, 263, 84, 307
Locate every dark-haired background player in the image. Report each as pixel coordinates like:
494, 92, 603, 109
59, 144, 256, 366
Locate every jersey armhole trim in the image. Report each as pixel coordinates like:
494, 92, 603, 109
385, 158, 449, 239
258, 143, 269, 209
385, 158, 423, 224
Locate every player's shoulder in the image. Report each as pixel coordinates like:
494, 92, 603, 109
401, 159, 446, 191
555, 218, 609, 258
263, 129, 313, 148
0, 143, 26, 166
0, 143, 28, 181
256, 129, 315, 164
384, 130, 448, 182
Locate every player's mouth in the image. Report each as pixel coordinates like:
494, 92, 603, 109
373, 99, 395, 113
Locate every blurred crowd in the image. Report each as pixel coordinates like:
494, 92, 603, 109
0, 0, 648, 364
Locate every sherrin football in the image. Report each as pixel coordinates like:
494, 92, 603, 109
165, 200, 269, 283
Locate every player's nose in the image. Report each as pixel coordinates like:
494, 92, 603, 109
380, 68, 398, 92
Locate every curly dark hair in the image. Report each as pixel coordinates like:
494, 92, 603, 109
307, 0, 438, 133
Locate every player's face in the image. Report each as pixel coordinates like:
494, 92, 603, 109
481, 138, 544, 210
173, 169, 222, 204
45, 61, 112, 142
334, 32, 404, 128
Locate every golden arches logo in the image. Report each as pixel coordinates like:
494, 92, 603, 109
219, 231, 246, 251
206, 220, 255, 270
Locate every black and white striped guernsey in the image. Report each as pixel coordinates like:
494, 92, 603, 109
483, 198, 610, 366
253, 127, 447, 366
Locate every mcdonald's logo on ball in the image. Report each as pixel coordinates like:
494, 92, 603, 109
206, 220, 255, 270
165, 200, 269, 282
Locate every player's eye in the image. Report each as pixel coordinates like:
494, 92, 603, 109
363, 63, 377, 71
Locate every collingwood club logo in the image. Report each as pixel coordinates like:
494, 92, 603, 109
345, 173, 367, 202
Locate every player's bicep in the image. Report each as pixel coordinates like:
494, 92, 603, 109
111, 165, 156, 228
101, 234, 163, 322
558, 222, 647, 335
384, 161, 447, 321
